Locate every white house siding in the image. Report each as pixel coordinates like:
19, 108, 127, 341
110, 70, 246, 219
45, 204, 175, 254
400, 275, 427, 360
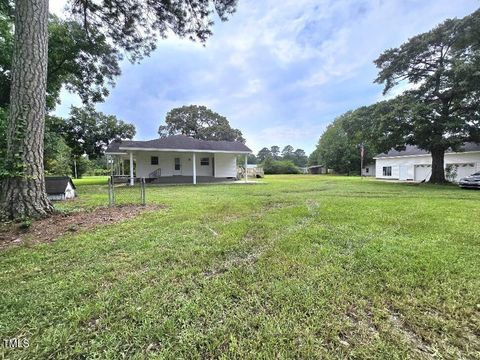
214, 153, 237, 178
133, 151, 236, 178
361, 164, 376, 177
375, 152, 480, 182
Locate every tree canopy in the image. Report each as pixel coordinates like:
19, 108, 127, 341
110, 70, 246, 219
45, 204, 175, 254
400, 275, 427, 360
158, 105, 245, 142
256, 147, 272, 163
311, 114, 361, 175
62, 106, 136, 159
69, 0, 238, 61
0, 13, 122, 109
255, 144, 308, 169
372, 9, 480, 183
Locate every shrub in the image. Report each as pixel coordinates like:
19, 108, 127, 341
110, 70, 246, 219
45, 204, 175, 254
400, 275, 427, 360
263, 159, 300, 174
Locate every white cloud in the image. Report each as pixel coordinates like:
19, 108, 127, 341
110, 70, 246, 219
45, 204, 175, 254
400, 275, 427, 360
54, 0, 479, 154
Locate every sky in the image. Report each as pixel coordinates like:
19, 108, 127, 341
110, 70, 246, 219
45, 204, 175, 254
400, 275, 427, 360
51, 0, 479, 154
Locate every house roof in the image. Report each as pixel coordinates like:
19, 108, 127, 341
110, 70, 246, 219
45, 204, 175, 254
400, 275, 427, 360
106, 135, 252, 154
45, 176, 75, 195
374, 142, 480, 159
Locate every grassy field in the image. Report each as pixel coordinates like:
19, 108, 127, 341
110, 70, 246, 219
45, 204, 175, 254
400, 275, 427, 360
1, 175, 479, 359
72, 176, 109, 186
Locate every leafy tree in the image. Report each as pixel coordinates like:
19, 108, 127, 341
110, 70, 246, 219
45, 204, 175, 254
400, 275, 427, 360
72, 155, 92, 179
314, 113, 360, 175
44, 116, 72, 176
373, 9, 480, 183
247, 154, 258, 164
257, 147, 272, 163
0, 13, 122, 110
270, 146, 280, 160
1, 0, 238, 220
308, 147, 322, 166
86, 157, 110, 177
281, 145, 294, 160
158, 105, 245, 142
63, 106, 136, 159
293, 149, 308, 167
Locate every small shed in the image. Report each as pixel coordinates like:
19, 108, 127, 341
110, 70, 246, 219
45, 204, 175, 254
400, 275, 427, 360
308, 165, 328, 174
45, 176, 76, 201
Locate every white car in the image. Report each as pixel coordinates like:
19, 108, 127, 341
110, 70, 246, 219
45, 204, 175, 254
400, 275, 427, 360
459, 172, 480, 189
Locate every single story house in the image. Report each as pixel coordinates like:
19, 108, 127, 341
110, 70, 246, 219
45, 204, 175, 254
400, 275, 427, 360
374, 143, 480, 182
106, 135, 252, 185
45, 176, 76, 201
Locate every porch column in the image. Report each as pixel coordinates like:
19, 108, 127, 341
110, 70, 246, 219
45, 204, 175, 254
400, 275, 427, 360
245, 154, 248, 183
192, 152, 197, 185
129, 152, 134, 186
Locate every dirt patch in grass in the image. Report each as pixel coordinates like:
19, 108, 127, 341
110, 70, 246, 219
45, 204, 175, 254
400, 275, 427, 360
0, 205, 165, 250
386, 306, 435, 358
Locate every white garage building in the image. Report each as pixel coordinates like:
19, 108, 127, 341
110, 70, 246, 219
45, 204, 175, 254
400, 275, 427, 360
374, 143, 480, 182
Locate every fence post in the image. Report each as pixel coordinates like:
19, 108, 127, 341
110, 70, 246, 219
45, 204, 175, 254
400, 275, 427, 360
108, 176, 113, 207
141, 178, 146, 205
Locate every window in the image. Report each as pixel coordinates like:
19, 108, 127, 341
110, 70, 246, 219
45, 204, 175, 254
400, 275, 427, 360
151, 156, 159, 165
383, 166, 392, 176
174, 158, 181, 171
365, 167, 369, 173
200, 157, 210, 166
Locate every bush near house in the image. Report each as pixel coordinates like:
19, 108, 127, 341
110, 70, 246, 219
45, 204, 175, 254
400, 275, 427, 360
263, 159, 300, 174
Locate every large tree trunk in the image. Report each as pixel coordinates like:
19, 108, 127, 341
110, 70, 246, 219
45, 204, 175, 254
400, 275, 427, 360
429, 149, 447, 184
0, 0, 53, 220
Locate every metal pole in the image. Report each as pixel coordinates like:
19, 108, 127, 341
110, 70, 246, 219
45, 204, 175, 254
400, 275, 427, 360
74, 158, 78, 179
141, 178, 146, 205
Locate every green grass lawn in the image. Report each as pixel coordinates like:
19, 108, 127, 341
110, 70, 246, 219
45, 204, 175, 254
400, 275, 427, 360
1, 175, 479, 359
71, 176, 109, 186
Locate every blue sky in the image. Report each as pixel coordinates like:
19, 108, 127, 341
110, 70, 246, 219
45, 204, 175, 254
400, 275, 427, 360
51, 0, 479, 154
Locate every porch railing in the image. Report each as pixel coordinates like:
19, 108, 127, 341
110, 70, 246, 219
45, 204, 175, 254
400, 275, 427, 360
148, 168, 162, 178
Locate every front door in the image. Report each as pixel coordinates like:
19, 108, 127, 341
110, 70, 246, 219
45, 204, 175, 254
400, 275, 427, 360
399, 165, 408, 180
174, 157, 181, 175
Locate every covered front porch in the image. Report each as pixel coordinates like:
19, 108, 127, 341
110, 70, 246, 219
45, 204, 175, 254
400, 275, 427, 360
108, 150, 249, 185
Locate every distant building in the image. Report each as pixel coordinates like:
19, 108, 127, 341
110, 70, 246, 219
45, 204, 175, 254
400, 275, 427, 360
45, 176, 76, 201
308, 165, 327, 174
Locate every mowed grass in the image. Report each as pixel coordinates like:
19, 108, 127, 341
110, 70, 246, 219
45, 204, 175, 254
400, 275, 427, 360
1, 175, 479, 359
72, 176, 109, 186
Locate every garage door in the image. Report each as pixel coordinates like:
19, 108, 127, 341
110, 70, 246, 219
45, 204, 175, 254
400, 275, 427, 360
446, 163, 475, 182
414, 164, 431, 181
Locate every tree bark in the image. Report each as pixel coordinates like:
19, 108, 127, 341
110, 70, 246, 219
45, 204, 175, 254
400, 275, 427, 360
0, 0, 53, 220
429, 149, 447, 184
